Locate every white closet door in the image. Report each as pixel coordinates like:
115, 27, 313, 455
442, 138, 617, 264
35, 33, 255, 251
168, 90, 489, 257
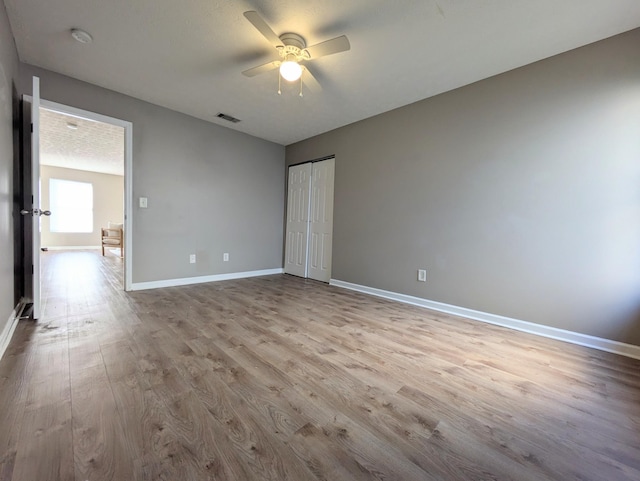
308, 158, 335, 282
284, 163, 312, 277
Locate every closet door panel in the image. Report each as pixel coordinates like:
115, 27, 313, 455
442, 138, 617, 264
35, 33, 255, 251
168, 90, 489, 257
308, 158, 335, 282
284, 163, 312, 277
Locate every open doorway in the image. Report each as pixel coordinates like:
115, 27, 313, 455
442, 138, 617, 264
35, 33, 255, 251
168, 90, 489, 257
37, 101, 132, 291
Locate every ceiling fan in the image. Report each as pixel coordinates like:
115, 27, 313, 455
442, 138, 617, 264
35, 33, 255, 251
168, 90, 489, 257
241, 11, 351, 95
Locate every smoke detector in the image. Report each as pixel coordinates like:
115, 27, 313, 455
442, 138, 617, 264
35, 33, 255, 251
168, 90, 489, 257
71, 28, 93, 44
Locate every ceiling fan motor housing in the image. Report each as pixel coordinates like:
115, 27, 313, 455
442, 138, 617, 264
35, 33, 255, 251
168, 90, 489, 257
280, 32, 305, 49
278, 33, 311, 61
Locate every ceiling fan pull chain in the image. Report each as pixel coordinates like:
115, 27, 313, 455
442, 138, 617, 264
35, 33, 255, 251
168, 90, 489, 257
278, 74, 282, 95
299, 76, 303, 97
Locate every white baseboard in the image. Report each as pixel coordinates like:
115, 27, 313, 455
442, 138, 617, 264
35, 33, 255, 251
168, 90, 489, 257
44, 246, 101, 250
0, 299, 27, 362
330, 279, 640, 361
130, 268, 284, 291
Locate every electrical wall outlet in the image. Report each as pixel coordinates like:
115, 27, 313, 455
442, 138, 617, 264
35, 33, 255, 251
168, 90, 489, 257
189, 254, 196, 264
417, 269, 427, 282
223, 253, 229, 262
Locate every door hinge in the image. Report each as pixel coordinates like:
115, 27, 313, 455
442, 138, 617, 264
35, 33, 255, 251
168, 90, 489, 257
31, 265, 34, 274
30, 123, 33, 133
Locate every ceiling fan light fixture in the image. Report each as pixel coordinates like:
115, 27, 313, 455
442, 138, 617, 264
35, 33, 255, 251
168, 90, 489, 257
242, 11, 350, 93
280, 60, 302, 82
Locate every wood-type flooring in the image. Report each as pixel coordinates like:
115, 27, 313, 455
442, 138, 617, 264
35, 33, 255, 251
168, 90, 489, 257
0, 250, 639, 480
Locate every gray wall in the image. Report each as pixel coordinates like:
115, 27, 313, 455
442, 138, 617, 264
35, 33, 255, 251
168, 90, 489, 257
19, 64, 285, 283
286, 29, 640, 346
40, 165, 124, 248
0, 2, 19, 328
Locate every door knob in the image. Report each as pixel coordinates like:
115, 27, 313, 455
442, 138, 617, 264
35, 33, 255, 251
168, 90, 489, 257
20, 209, 52, 216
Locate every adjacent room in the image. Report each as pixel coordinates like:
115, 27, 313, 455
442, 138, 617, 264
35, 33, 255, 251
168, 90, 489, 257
0, 1, 639, 480
40, 107, 125, 255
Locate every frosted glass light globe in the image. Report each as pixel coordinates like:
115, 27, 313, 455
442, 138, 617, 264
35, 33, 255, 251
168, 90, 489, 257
280, 61, 302, 82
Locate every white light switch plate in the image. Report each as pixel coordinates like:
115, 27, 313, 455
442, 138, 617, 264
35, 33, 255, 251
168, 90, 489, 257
139, 197, 148, 208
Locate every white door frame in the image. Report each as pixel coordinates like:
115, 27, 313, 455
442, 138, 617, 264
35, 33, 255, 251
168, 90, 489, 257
29, 97, 134, 291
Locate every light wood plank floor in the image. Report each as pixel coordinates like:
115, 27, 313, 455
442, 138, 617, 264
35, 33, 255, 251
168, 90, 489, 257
1, 250, 639, 481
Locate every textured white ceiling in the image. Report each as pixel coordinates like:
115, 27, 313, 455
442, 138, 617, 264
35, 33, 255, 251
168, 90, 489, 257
40, 108, 124, 176
5, 0, 640, 145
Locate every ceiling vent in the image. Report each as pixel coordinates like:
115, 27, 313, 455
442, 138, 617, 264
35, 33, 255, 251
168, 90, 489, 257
216, 113, 241, 123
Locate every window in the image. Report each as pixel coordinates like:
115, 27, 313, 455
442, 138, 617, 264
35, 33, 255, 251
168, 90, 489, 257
49, 179, 93, 233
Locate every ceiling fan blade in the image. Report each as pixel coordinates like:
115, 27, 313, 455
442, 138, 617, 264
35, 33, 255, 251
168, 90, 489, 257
243, 11, 284, 48
242, 60, 281, 77
301, 67, 322, 93
304, 35, 350, 60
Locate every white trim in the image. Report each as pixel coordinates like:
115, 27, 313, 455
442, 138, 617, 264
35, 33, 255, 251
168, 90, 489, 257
0, 299, 27, 361
38, 99, 134, 292
44, 246, 101, 251
123, 120, 133, 291
330, 279, 640, 361
31, 77, 41, 319
130, 268, 284, 291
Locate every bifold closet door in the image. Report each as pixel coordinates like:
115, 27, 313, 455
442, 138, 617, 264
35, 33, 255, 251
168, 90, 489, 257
307, 158, 335, 282
284, 158, 335, 282
284, 163, 312, 277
